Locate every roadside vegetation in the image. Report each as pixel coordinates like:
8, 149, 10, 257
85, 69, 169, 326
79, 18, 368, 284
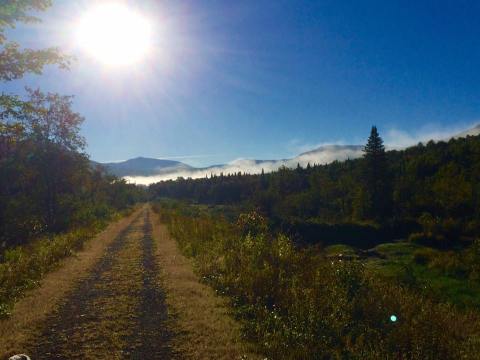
0, 209, 137, 319
153, 203, 480, 359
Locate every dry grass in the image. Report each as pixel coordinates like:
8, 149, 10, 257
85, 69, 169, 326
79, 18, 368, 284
151, 207, 261, 360
0, 206, 144, 358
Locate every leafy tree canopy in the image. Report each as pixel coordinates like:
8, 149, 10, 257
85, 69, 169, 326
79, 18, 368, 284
0, 0, 70, 82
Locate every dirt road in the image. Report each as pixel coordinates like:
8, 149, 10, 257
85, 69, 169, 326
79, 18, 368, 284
2, 206, 258, 359
28, 209, 174, 359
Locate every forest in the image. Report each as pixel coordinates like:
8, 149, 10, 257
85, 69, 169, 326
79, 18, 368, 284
0, 89, 145, 250
150, 127, 480, 250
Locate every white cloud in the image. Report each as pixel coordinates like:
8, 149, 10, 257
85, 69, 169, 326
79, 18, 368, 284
287, 138, 351, 156
124, 145, 365, 185
383, 122, 479, 149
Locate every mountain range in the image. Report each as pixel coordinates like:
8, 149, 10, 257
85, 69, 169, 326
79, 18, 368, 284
101, 157, 192, 177
97, 125, 480, 185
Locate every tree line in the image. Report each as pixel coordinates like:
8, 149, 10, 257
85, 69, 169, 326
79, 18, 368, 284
150, 127, 480, 248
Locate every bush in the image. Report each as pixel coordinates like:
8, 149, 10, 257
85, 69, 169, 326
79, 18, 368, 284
285, 220, 385, 248
236, 211, 268, 236
464, 239, 480, 281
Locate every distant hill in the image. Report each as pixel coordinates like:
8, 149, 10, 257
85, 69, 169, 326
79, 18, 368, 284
98, 157, 192, 177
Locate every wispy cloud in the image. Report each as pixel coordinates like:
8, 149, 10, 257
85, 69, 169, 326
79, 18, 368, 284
124, 159, 282, 185
287, 138, 352, 156
383, 122, 479, 149
154, 154, 221, 160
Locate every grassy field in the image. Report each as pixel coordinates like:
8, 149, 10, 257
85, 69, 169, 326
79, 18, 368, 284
366, 242, 480, 309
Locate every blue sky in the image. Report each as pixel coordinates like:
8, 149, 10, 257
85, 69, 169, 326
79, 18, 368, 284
3, 0, 480, 166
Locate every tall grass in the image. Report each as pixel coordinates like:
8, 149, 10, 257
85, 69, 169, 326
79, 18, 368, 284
154, 203, 480, 359
0, 211, 128, 318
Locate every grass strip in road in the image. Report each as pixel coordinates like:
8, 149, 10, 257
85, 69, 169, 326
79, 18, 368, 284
130, 210, 174, 358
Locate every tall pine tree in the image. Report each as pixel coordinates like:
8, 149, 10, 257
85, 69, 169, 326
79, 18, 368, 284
361, 126, 392, 220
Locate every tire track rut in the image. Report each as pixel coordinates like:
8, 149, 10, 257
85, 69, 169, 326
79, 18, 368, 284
130, 210, 172, 358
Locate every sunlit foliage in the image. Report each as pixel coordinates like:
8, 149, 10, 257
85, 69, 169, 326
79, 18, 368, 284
0, 0, 70, 81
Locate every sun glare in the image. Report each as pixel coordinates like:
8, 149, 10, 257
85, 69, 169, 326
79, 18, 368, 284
76, 3, 153, 67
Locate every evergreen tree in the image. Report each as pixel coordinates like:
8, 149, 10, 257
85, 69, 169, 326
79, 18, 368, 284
362, 126, 392, 220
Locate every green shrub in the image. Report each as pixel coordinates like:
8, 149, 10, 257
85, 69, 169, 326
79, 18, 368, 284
236, 211, 268, 236
464, 239, 480, 281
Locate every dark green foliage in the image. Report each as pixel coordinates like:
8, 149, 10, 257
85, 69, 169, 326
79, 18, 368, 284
284, 220, 386, 248
0, 1, 53, 32
0, 89, 145, 249
0, 41, 69, 81
413, 248, 437, 265
0, 1, 70, 81
360, 126, 392, 220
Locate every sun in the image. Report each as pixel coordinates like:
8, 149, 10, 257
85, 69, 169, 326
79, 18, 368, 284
76, 3, 153, 67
